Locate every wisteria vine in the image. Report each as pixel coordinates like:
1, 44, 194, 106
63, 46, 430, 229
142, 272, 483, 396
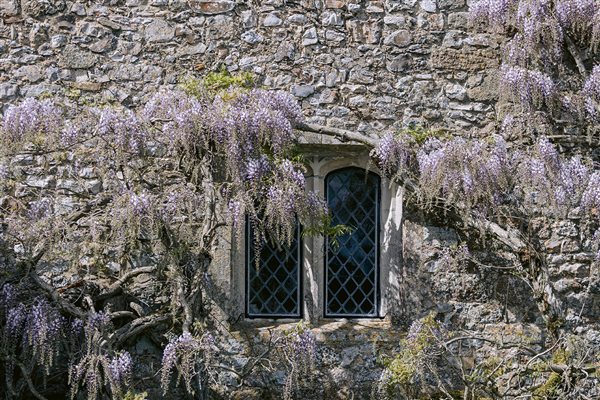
471, 0, 600, 127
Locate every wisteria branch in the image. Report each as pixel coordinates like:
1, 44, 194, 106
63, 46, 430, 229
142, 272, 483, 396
565, 34, 588, 78
295, 122, 378, 147
16, 361, 48, 400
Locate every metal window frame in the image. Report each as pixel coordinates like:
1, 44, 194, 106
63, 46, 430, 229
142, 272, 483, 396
324, 167, 381, 318
245, 218, 303, 319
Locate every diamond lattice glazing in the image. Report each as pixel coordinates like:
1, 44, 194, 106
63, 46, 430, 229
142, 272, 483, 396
247, 223, 301, 317
326, 168, 379, 317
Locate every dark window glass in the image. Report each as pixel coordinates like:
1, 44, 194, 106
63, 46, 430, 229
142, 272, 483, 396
246, 222, 301, 318
325, 168, 380, 317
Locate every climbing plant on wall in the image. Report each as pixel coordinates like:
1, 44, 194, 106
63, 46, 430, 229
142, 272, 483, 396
0, 73, 325, 399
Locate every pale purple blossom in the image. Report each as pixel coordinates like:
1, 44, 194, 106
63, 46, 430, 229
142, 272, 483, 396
108, 351, 133, 387
129, 192, 151, 216
6, 303, 26, 338
0, 284, 17, 310
372, 133, 412, 176
161, 332, 202, 393
27, 198, 53, 221
25, 297, 65, 371
2, 98, 63, 142
581, 172, 600, 211
501, 66, 556, 109
86, 311, 111, 334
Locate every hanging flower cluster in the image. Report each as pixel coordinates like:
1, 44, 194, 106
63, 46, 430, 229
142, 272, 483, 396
0, 87, 325, 267
373, 133, 597, 219
470, 0, 599, 119
160, 332, 203, 394
0, 284, 74, 379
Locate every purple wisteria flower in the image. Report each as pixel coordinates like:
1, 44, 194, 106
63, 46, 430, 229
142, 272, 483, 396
27, 198, 53, 221
160, 332, 202, 393
583, 65, 600, 119
25, 297, 65, 371
372, 133, 412, 176
228, 200, 243, 226
2, 98, 63, 143
555, 0, 597, 28
129, 192, 152, 217
108, 351, 133, 387
469, 0, 517, 28
0, 284, 17, 310
94, 107, 149, 153
86, 311, 112, 334
501, 66, 556, 109
581, 172, 600, 211
6, 303, 27, 338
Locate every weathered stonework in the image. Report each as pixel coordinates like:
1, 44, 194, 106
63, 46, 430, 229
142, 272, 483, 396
0, 0, 501, 135
2, 1, 600, 399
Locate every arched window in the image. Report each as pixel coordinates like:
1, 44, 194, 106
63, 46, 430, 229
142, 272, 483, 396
325, 167, 380, 317
234, 152, 401, 322
246, 222, 302, 318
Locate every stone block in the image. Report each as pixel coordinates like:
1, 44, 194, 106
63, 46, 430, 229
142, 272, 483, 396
322, 10, 344, 26
177, 42, 208, 55
325, 30, 346, 42
88, 36, 114, 53
0, 0, 20, 16
59, 44, 99, 69
188, 0, 235, 14
386, 55, 410, 72
291, 84, 315, 98
346, 20, 381, 44
420, 0, 436, 12
445, 83, 466, 100
384, 29, 412, 47
0, 83, 18, 100
262, 13, 282, 27
325, 0, 346, 8
448, 12, 469, 29
438, 0, 465, 9
25, 175, 56, 189
302, 27, 318, 46
241, 10, 257, 27
430, 46, 499, 71
144, 19, 175, 43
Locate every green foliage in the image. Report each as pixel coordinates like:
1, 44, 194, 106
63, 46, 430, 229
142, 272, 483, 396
533, 372, 562, 399
203, 67, 254, 92
380, 312, 443, 391
179, 67, 255, 99
282, 321, 311, 337
65, 88, 81, 99
178, 76, 206, 99
301, 214, 354, 249
122, 390, 148, 400
399, 125, 447, 145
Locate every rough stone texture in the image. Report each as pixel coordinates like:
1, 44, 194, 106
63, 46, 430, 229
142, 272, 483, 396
1, 1, 599, 399
0, 0, 500, 136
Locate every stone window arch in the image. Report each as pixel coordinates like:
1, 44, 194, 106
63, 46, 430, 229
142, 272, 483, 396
231, 145, 403, 322
324, 167, 380, 317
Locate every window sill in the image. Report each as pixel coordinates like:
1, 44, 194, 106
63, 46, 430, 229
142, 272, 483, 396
231, 318, 402, 343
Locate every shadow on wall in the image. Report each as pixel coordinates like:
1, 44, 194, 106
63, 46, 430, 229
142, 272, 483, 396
398, 213, 541, 330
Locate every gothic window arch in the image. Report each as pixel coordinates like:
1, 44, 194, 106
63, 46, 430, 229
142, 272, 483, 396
233, 147, 402, 322
324, 167, 380, 317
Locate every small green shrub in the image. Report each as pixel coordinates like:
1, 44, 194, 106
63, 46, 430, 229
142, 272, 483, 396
179, 67, 255, 99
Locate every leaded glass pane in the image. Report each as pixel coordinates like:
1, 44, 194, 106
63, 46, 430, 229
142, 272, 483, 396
246, 223, 301, 318
325, 168, 380, 317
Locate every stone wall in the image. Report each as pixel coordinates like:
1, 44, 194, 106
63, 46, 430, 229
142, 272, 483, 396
1, 0, 499, 136
2, 1, 600, 399
6, 148, 600, 399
